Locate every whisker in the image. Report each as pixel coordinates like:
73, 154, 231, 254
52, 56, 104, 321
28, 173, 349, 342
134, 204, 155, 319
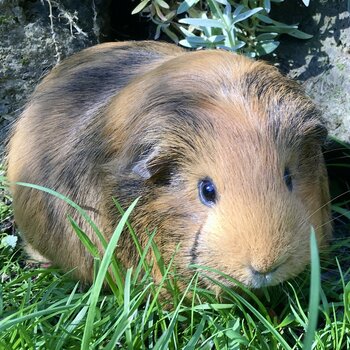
313, 214, 345, 233
325, 155, 350, 163
323, 147, 350, 155
301, 190, 350, 227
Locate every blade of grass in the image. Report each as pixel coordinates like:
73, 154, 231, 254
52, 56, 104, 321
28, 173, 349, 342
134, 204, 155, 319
200, 274, 292, 350
68, 216, 122, 298
153, 274, 197, 350
303, 227, 321, 350
15, 182, 125, 299
183, 314, 207, 350
334, 257, 349, 349
81, 197, 139, 350
0, 306, 74, 333
191, 264, 272, 320
132, 229, 158, 285
15, 182, 106, 246
124, 268, 133, 350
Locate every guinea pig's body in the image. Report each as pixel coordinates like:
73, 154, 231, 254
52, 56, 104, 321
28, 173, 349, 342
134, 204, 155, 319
7, 41, 331, 289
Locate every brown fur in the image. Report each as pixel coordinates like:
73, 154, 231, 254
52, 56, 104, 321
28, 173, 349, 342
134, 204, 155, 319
7, 41, 331, 289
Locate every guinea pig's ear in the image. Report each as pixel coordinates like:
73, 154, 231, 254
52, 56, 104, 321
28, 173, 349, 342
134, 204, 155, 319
131, 146, 176, 185
131, 147, 159, 180
303, 121, 328, 145
313, 123, 328, 143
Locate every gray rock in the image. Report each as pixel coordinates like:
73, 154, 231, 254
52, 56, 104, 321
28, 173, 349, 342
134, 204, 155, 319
274, 1, 350, 143
1, 0, 349, 153
0, 0, 103, 154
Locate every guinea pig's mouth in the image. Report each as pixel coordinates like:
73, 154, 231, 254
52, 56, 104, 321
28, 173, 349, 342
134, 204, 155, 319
195, 263, 290, 291
213, 272, 278, 290
245, 261, 287, 289
246, 271, 279, 289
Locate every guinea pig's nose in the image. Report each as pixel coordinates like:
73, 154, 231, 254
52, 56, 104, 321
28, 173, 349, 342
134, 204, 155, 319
249, 264, 280, 276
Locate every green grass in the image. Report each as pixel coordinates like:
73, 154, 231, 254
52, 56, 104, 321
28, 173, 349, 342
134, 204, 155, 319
1, 143, 350, 349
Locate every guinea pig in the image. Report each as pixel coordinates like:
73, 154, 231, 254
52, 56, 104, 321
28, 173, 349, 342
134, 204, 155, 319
7, 40, 332, 290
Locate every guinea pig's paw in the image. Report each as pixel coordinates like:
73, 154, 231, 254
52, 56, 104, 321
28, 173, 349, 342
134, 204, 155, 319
23, 242, 52, 267
25, 261, 53, 270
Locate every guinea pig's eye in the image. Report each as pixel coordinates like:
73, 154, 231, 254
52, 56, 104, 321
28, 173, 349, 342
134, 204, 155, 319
198, 178, 217, 207
283, 167, 293, 192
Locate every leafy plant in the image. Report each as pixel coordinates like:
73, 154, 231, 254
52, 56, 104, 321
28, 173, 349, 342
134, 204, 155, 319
132, 0, 313, 57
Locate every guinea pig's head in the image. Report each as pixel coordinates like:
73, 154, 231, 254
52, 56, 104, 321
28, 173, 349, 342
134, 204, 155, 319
105, 50, 331, 290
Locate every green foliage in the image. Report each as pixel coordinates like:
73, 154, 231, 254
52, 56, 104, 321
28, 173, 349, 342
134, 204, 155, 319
0, 168, 15, 252
0, 177, 349, 348
303, 228, 320, 350
132, 0, 312, 57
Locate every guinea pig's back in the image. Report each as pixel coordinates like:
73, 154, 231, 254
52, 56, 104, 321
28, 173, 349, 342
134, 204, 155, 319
6, 42, 184, 278
31, 41, 184, 119
8, 41, 184, 183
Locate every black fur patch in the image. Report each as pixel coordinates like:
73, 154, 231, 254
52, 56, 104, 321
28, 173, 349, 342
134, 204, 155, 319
242, 66, 326, 146
190, 229, 201, 265
243, 66, 303, 100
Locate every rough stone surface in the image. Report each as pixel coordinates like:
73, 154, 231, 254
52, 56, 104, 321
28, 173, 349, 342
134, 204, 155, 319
274, 1, 350, 143
0, 0, 104, 154
1, 0, 349, 153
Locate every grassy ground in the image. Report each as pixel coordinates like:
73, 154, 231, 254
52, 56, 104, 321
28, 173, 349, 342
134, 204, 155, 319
0, 141, 349, 349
